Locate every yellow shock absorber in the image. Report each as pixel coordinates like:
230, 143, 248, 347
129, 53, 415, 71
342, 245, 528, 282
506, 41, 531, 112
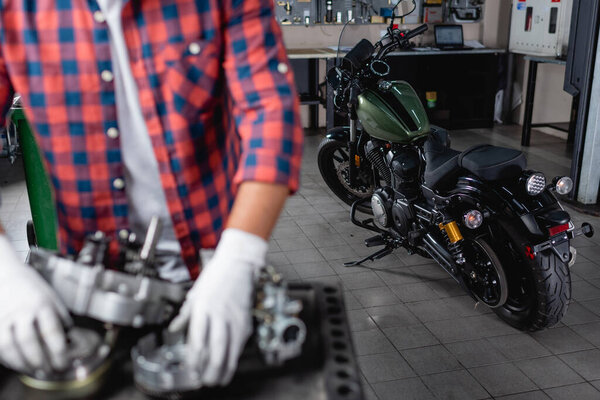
439, 221, 464, 244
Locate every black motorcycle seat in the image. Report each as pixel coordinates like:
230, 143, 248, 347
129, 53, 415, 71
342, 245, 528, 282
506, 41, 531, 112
423, 128, 461, 189
458, 144, 527, 181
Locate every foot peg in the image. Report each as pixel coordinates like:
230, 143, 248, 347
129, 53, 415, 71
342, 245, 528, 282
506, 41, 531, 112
365, 235, 386, 247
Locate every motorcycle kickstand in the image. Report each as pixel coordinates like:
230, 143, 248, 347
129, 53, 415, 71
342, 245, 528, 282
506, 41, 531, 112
344, 245, 394, 267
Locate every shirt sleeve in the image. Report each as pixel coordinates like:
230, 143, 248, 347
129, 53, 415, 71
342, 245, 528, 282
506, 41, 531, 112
223, 0, 304, 193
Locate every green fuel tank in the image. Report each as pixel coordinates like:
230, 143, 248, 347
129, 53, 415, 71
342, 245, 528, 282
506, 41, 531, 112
356, 81, 430, 143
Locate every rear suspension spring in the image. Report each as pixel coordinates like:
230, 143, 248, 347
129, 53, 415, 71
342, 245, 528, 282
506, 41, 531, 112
439, 221, 466, 265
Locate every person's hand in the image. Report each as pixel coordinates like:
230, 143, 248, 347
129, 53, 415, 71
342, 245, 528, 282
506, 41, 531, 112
0, 235, 72, 373
169, 228, 267, 386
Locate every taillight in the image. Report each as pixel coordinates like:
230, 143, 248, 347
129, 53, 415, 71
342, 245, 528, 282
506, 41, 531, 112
548, 223, 569, 237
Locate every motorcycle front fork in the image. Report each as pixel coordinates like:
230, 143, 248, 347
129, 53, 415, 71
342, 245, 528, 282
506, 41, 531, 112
348, 112, 359, 187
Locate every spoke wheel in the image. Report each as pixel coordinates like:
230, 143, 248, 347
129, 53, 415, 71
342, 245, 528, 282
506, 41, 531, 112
318, 138, 374, 213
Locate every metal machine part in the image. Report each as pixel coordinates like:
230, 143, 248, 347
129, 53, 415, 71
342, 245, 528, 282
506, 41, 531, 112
254, 266, 307, 366
29, 250, 189, 327
19, 328, 115, 395
28, 217, 190, 327
132, 266, 307, 395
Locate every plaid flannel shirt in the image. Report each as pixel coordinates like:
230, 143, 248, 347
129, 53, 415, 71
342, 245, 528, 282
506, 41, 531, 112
0, 0, 303, 278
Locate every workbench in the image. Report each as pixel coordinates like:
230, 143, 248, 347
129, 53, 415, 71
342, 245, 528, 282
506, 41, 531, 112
287, 47, 505, 131
0, 283, 363, 400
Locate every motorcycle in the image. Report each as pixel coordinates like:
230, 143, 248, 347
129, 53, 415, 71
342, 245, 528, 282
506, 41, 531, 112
318, 1, 594, 331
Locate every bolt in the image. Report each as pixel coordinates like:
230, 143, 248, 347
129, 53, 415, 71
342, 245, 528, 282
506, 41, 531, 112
470, 271, 477, 279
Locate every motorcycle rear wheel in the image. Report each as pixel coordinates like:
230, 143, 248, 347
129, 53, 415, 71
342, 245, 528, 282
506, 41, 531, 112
317, 138, 374, 214
491, 226, 571, 331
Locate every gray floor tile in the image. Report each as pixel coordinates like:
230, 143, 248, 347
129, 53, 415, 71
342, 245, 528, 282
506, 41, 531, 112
561, 302, 600, 326
446, 339, 508, 368
372, 377, 435, 400
577, 246, 600, 263
347, 309, 378, 332
358, 352, 416, 383
409, 264, 449, 281
383, 325, 440, 351
366, 304, 421, 328
340, 271, 386, 291
406, 299, 460, 323
284, 248, 326, 264
469, 363, 537, 397
531, 327, 596, 355
572, 280, 600, 302
292, 261, 336, 279
342, 290, 363, 311
375, 267, 423, 285
266, 252, 290, 266
488, 334, 552, 361
352, 286, 400, 308
444, 295, 493, 317
544, 383, 600, 400
401, 345, 462, 375
421, 370, 489, 400
425, 315, 518, 343
495, 391, 551, 400
515, 356, 584, 389
426, 278, 467, 298
274, 236, 314, 251
580, 298, 600, 316
389, 282, 440, 303
570, 261, 600, 280
352, 329, 396, 356
319, 244, 360, 261
591, 380, 600, 391
559, 349, 600, 381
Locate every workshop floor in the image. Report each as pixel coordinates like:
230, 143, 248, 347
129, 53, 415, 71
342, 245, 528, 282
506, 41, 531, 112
2, 125, 600, 400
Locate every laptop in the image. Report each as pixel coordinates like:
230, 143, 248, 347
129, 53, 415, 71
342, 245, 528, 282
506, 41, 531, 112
434, 25, 472, 50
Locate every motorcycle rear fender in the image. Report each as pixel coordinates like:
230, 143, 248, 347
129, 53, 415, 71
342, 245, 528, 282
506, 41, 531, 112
450, 178, 566, 239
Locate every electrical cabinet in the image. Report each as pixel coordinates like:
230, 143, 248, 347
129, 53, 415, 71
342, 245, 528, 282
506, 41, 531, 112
509, 0, 573, 57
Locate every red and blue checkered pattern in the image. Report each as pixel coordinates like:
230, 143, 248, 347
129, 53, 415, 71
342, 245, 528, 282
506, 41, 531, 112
0, 0, 303, 278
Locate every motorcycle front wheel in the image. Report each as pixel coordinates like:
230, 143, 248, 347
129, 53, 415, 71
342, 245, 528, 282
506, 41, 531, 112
490, 225, 571, 331
317, 138, 374, 214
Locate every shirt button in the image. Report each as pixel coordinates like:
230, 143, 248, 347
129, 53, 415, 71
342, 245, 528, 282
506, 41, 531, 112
101, 70, 114, 83
188, 42, 201, 55
112, 178, 125, 190
93, 11, 106, 23
106, 127, 119, 139
277, 62, 289, 74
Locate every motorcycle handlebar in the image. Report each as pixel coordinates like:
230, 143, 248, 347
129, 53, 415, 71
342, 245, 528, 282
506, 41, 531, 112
400, 24, 428, 42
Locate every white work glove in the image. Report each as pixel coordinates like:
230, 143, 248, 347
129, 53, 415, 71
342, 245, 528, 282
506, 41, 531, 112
169, 228, 267, 386
0, 235, 72, 373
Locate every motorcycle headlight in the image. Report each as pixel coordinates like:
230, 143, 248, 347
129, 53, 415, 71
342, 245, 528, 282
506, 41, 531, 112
525, 172, 546, 196
555, 176, 573, 195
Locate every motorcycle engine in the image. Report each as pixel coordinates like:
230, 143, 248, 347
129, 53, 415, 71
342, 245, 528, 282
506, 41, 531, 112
386, 148, 420, 198
371, 187, 394, 229
371, 187, 414, 238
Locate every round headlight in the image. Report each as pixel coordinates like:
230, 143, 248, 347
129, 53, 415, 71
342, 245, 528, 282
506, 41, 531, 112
463, 210, 483, 229
526, 172, 546, 196
556, 177, 573, 195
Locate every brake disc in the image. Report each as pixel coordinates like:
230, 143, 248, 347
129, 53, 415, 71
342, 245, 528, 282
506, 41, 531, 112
335, 161, 373, 197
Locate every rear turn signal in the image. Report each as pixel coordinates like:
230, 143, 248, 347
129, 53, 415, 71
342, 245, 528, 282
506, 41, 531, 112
548, 223, 569, 237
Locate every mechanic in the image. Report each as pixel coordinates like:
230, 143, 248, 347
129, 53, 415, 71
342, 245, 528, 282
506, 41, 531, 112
0, 0, 302, 387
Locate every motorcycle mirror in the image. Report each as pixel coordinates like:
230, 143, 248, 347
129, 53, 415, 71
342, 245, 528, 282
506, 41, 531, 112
395, 0, 416, 16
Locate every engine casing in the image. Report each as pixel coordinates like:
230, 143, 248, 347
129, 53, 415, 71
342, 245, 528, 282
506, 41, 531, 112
386, 149, 420, 198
